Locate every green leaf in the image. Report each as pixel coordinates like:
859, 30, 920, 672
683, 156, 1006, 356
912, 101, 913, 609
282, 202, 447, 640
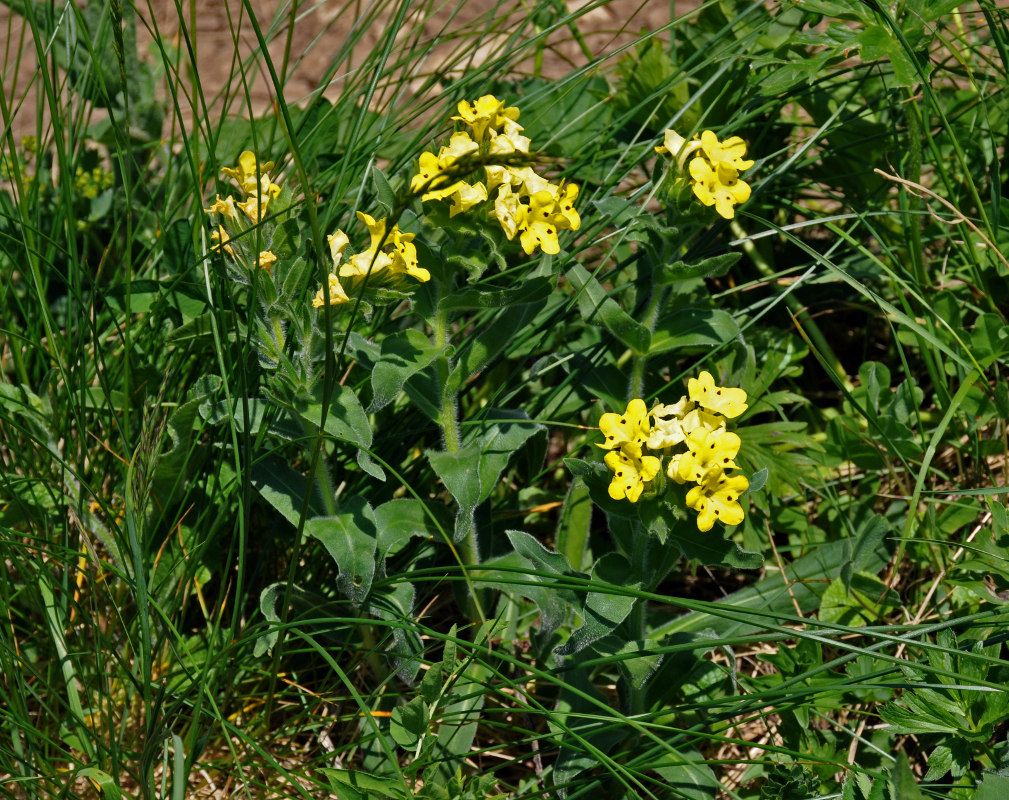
566, 262, 651, 354
437, 276, 552, 310
649, 306, 741, 354
304, 497, 379, 603
372, 168, 396, 215
390, 695, 429, 749
296, 385, 372, 450
888, 753, 925, 800
556, 552, 638, 658
320, 769, 411, 800
427, 411, 543, 542
820, 573, 901, 626
371, 329, 443, 411
658, 252, 741, 283
251, 454, 321, 526
976, 771, 1009, 800
374, 499, 452, 557
652, 749, 719, 800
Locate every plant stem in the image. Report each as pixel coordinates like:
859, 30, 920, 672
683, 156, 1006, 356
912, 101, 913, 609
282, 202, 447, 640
628, 285, 667, 400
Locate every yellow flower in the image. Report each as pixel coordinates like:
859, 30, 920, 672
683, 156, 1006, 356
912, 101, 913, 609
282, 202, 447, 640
698, 130, 754, 172
451, 95, 521, 141
492, 183, 526, 241
685, 468, 749, 532
518, 182, 580, 255
257, 251, 277, 272
604, 446, 661, 503
328, 231, 351, 270
340, 248, 394, 278
237, 194, 271, 223
688, 370, 748, 418
205, 194, 238, 219
688, 158, 751, 220
210, 225, 234, 257
448, 181, 489, 217
597, 398, 650, 451
410, 132, 479, 200
657, 130, 754, 219
387, 227, 430, 282
671, 426, 742, 484
221, 151, 280, 197
312, 273, 350, 307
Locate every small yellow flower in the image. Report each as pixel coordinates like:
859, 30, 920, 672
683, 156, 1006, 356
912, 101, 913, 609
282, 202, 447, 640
597, 398, 651, 451
340, 248, 394, 278
688, 158, 751, 220
257, 251, 277, 272
685, 468, 749, 532
451, 95, 521, 141
657, 130, 754, 219
210, 225, 234, 257
410, 132, 479, 200
312, 273, 350, 307
221, 151, 280, 197
698, 130, 754, 172
688, 371, 748, 418
237, 194, 270, 223
671, 426, 742, 484
328, 231, 351, 269
604, 447, 661, 503
205, 194, 239, 219
448, 181, 489, 217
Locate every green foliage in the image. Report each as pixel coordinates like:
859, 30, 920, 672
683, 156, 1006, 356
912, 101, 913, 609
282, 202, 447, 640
3, 0, 1009, 796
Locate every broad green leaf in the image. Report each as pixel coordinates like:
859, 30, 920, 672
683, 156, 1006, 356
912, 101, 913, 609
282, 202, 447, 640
976, 771, 1009, 800
566, 262, 651, 354
305, 497, 378, 603
375, 499, 452, 557
437, 276, 552, 310
590, 635, 664, 690
427, 411, 543, 542
320, 769, 411, 800
820, 573, 901, 626
888, 753, 925, 800
251, 454, 320, 526
652, 749, 719, 800
658, 253, 741, 283
296, 385, 372, 449
649, 307, 741, 355
556, 552, 638, 658
390, 695, 429, 749
371, 329, 443, 411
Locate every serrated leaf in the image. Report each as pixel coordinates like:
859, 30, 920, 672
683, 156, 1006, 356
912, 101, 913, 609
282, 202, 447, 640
888, 753, 926, 800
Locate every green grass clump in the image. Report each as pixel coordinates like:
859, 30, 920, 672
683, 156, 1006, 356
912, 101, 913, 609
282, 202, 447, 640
2, 1, 1009, 798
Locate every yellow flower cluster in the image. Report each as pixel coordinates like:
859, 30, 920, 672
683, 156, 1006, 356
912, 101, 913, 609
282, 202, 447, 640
410, 95, 581, 255
205, 151, 282, 271
597, 371, 750, 532
312, 211, 429, 308
74, 165, 114, 199
656, 130, 754, 220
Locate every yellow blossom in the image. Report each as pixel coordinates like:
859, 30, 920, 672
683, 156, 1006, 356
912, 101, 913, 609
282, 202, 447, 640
312, 273, 350, 307
671, 426, 742, 485
448, 181, 489, 217
604, 447, 661, 503
688, 371, 748, 418
410, 132, 479, 200
221, 151, 280, 197
210, 225, 234, 257
598, 398, 650, 451
688, 158, 751, 220
205, 194, 238, 219
685, 468, 749, 532
257, 251, 277, 272
451, 95, 521, 141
